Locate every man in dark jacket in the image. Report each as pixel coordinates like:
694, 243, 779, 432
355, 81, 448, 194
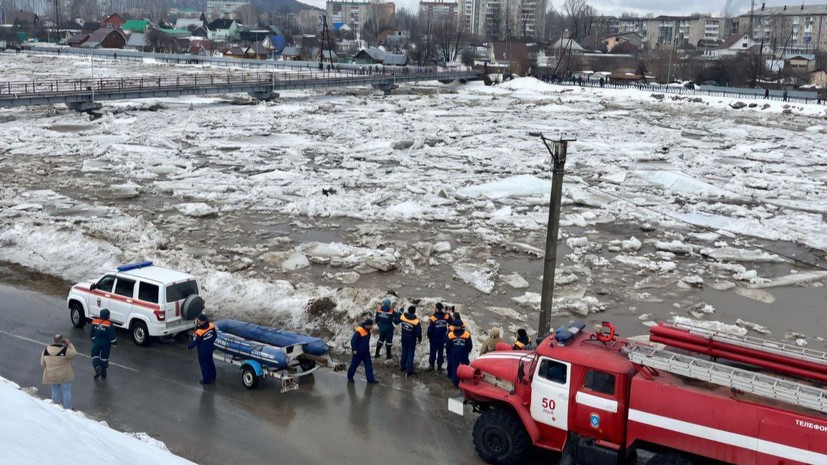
188, 314, 217, 385
446, 325, 472, 386
427, 302, 450, 372
347, 319, 378, 384
374, 298, 399, 359
90, 309, 117, 380
399, 306, 422, 376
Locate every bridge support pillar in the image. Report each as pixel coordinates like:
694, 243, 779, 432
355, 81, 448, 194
248, 90, 279, 101
67, 101, 103, 113
372, 83, 398, 94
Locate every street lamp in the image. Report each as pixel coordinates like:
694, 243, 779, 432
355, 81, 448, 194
529, 132, 576, 340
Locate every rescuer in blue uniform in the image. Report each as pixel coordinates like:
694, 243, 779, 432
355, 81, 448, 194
374, 298, 399, 359
188, 314, 217, 385
348, 319, 378, 384
399, 306, 422, 376
427, 302, 451, 372
446, 324, 473, 387
90, 309, 117, 380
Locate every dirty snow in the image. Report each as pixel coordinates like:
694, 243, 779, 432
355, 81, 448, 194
1, 55, 825, 353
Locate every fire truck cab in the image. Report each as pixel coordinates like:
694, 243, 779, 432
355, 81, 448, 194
455, 321, 827, 465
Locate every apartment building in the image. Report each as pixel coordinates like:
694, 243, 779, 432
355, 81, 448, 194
741, 3, 827, 52
326, 0, 395, 37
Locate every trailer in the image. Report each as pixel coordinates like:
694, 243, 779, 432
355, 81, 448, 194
213, 319, 345, 392
455, 320, 827, 465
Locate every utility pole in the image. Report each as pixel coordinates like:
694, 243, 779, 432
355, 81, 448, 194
666, 20, 677, 83
530, 132, 576, 340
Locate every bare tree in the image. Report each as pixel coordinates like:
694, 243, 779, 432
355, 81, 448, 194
434, 13, 466, 63
563, 0, 595, 41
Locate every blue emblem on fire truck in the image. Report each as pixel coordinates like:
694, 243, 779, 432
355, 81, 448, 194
590, 412, 601, 429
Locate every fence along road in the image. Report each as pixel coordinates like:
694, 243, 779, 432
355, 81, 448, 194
0, 69, 481, 108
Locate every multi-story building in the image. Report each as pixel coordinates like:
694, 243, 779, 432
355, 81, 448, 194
326, 0, 395, 38
475, 0, 542, 39
740, 4, 827, 53
420, 0, 459, 23
206, 1, 250, 17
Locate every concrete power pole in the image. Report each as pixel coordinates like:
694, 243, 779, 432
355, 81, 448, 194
531, 132, 576, 340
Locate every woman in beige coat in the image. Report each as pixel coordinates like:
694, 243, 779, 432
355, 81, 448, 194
41, 334, 77, 409
479, 327, 504, 355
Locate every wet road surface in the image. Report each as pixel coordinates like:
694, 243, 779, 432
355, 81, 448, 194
0, 282, 559, 465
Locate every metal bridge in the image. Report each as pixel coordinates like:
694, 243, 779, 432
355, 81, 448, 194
0, 69, 480, 110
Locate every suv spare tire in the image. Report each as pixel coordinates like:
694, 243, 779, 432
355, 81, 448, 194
181, 294, 205, 320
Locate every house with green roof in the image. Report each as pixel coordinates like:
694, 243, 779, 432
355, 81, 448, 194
122, 19, 150, 33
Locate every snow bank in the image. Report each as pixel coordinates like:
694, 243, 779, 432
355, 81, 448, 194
0, 376, 196, 465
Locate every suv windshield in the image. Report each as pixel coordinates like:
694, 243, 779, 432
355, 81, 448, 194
166, 280, 199, 303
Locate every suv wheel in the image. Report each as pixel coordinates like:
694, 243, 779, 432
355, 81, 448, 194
473, 408, 529, 465
131, 321, 150, 346
70, 302, 86, 329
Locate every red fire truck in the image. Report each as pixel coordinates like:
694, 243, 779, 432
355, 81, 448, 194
454, 320, 827, 465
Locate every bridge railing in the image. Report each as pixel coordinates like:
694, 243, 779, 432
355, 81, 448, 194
0, 70, 478, 98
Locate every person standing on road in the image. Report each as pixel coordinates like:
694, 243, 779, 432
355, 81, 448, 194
41, 334, 77, 409
399, 306, 422, 377
374, 299, 399, 360
90, 309, 116, 380
446, 325, 472, 387
348, 319, 378, 384
427, 302, 450, 372
513, 328, 531, 350
479, 327, 504, 355
188, 314, 217, 385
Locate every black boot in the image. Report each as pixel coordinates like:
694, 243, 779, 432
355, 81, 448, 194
374, 345, 382, 359
385, 344, 393, 360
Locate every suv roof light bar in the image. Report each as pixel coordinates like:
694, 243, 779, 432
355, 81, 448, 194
117, 261, 154, 272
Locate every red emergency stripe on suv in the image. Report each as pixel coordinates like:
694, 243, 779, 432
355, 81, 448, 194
72, 286, 160, 310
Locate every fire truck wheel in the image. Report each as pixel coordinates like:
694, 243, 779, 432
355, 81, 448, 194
473, 408, 529, 465
645, 453, 693, 465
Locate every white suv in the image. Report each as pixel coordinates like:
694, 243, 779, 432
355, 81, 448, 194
67, 261, 205, 346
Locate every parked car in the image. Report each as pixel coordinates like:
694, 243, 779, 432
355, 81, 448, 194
67, 261, 204, 346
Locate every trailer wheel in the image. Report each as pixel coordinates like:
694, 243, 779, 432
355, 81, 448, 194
70, 302, 86, 329
242, 366, 260, 390
473, 408, 529, 465
646, 453, 694, 465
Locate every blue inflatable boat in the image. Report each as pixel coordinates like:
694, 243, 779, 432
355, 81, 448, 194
214, 319, 330, 369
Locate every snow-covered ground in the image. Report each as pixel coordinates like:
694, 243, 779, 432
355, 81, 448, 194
0, 376, 195, 465
1, 53, 826, 359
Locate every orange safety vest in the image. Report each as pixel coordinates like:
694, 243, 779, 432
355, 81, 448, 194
400, 315, 420, 326
429, 314, 450, 323
448, 331, 471, 341
91, 319, 110, 327
513, 340, 527, 349
194, 323, 215, 337
355, 326, 369, 337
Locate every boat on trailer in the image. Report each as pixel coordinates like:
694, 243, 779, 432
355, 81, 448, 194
213, 319, 345, 392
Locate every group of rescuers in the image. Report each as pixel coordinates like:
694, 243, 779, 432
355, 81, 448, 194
347, 299, 532, 386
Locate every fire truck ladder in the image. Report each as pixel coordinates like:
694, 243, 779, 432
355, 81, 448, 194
670, 321, 827, 367
627, 344, 827, 414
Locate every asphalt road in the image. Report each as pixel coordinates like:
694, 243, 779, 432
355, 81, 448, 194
0, 283, 558, 465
